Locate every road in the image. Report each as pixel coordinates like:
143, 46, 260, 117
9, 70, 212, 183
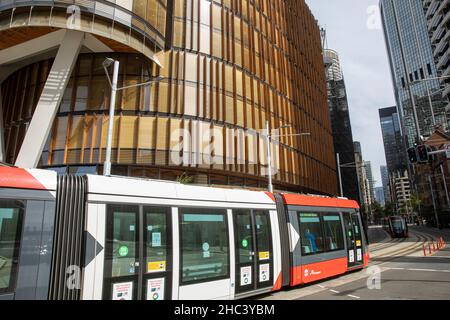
258, 226, 450, 300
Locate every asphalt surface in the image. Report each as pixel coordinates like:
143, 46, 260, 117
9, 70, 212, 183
259, 226, 450, 300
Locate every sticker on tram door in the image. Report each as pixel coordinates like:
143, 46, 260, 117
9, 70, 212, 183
357, 249, 362, 261
148, 260, 166, 273
259, 251, 270, 260
240, 266, 252, 286
349, 250, 355, 263
147, 278, 165, 301
112, 282, 133, 300
259, 264, 270, 282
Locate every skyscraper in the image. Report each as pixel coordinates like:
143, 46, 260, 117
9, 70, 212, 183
375, 187, 386, 206
354, 141, 370, 208
380, 0, 448, 147
0, 0, 337, 195
363, 161, 376, 204
379, 106, 408, 175
422, 0, 450, 123
324, 49, 359, 201
380, 165, 392, 203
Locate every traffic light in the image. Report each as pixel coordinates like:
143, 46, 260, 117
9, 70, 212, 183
416, 145, 429, 163
407, 147, 418, 164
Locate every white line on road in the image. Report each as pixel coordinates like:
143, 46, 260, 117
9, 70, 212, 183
329, 289, 340, 294
387, 267, 450, 273
408, 268, 439, 272
317, 285, 326, 289
347, 294, 361, 299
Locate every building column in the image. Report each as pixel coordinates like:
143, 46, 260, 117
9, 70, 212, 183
0, 88, 4, 162
15, 30, 84, 168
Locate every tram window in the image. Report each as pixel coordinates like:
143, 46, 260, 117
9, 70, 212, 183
322, 215, 344, 251
0, 200, 24, 293
180, 208, 229, 283
235, 211, 253, 264
107, 206, 138, 278
298, 213, 324, 255
254, 211, 271, 260
144, 207, 169, 273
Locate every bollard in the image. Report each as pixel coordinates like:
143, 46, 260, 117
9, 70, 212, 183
433, 241, 437, 252
429, 241, 432, 254
423, 242, 427, 256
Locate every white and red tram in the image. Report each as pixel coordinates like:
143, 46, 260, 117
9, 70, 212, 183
0, 167, 369, 300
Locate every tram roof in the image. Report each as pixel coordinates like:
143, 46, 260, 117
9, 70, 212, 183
86, 174, 276, 205
0, 167, 57, 191
281, 193, 360, 209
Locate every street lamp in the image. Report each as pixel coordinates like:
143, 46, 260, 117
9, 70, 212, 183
336, 156, 368, 198
265, 121, 311, 193
102, 58, 163, 176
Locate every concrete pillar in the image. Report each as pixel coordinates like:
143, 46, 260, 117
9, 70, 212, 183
15, 30, 84, 168
0, 88, 4, 162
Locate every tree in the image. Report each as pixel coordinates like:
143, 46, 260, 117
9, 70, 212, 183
371, 202, 385, 223
384, 202, 396, 216
410, 192, 421, 215
176, 172, 194, 184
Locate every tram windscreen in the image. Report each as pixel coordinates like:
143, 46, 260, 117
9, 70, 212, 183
391, 218, 405, 230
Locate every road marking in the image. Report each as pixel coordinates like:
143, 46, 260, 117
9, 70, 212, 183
329, 289, 340, 294
388, 267, 450, 273
347, 294, 361, 299
408, 268, 439, 272
317, 284, 326, 289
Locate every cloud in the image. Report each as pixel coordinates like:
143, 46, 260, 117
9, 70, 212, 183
306, 0, 396, 187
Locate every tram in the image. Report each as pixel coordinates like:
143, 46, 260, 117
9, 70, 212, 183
0, 167, 369, 300
382, 216, 409, 238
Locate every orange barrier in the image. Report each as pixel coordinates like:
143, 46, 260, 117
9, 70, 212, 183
425, 237, 446, 256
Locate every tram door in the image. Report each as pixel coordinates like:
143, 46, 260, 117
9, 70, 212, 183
343, 212, 364, 268
103, 205, 172, 300
234, 210, 273, 295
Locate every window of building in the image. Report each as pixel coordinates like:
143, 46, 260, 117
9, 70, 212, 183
180, 208, 229, 283
298, 212, 324, 255
0, 200, 25, 293
427, 63, 432, 76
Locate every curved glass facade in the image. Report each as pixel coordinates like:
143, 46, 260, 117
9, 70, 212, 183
1, 0, 337, 195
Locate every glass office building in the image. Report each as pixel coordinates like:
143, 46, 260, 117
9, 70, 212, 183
0, 0, 337, 195
380, 0, 448, 147
379, 106, 408, 176
324, 49, 359, 201
423, 0, 450, 122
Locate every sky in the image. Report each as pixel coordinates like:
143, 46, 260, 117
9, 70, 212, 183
305, 0, 396, 187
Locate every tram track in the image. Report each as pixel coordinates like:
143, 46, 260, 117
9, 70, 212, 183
368, 229, 438, 266
369, 238, 406, 253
